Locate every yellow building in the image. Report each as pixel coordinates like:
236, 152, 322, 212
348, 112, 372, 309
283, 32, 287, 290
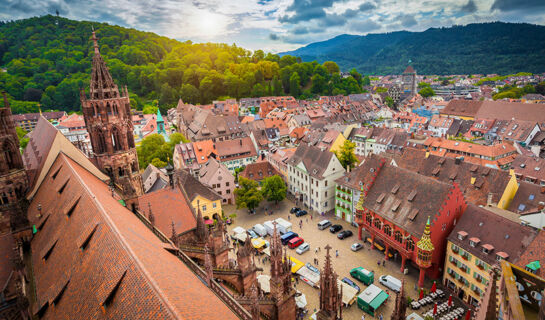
330, 132, 347, 154
443, 204, 538, 307
497, 170, 519, 209
176, 169, 223, 220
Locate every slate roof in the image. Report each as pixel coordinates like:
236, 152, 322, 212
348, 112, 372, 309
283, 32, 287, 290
394, 148, 511, 206
515, 231, 545, 277
11, 111, 65, 122
198, 157, 233, 187
360, 162, 453, 237
442, 100, 483, 118
138, 186, 197, 236
288, 143, 336, 180
510, 155, 545, 184
215, 137, 257, 160
28, 153, 238, 319
175, 169, 222, 202
448, 204, 538, 266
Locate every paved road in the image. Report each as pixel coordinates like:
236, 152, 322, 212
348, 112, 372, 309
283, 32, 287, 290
224, 199, 433, 320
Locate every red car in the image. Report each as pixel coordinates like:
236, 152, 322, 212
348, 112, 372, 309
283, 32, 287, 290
288, 237, 304, 249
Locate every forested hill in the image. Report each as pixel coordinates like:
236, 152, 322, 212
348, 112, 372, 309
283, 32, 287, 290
0, 15, 364, 114
281, 22, 545, 75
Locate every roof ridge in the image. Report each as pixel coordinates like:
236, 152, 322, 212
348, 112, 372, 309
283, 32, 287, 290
61, 154, 182, 319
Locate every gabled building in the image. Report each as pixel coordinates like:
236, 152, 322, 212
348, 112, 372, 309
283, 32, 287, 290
215, 137, 258, 173
443, 204, 538, 306
239, 161, 281, 184
287, 144, 345, 213
266, 147, 296, 180
354, 160, 467, 287
198, 157, 235, 204
173, 142, 200, 177
428, 115, 454, 137
175, 169, 223, 220
141, 163, 169, 193
511, 155, 545, 186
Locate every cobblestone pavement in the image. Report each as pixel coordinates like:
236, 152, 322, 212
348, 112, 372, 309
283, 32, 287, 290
224, 199, 437, 320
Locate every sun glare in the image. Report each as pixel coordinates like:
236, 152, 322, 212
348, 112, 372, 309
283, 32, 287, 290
195, 11, 227, 38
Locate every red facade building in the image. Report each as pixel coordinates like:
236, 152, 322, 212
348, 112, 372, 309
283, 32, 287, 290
354, 159, 466, 287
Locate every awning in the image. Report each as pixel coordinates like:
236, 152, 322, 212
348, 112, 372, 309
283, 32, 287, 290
369, 291, 389, 310
526, 261, 541, 271
295, 293, 307, 308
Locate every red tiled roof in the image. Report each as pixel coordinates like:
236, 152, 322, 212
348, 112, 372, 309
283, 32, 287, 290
138, 187, 197, 236
193, 140, 217, 165
28, 154, 238, 319
239, 161, 281, 181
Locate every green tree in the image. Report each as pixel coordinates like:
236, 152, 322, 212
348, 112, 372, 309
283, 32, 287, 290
151, 157, 167, 168
419, 87, 435, 97
261, 175, 286, 204
136, 134, 170, 169
289, 72, 301, 97
15, 127, 29, 152
385, 96, 394, 108
323, 61, 340, 75
362, 75, 371, 86
234, 177, 263, 210
142, 102, 158, 114
335, 140, 358, 170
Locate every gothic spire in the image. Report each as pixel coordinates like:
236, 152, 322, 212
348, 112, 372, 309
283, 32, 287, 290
392, 279, 407, 320
170, 220, 178, 245
88, 30, 119, 100
417, 216, 434, 252
317, 244, 341, 320
147, 202, 155, 226
195, 200, 208, 241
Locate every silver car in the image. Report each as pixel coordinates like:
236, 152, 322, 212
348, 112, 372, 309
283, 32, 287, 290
296, 242, 310, 255
351, 242, 363, 251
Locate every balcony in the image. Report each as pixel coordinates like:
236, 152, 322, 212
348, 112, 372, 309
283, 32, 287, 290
452, 247, 459, 254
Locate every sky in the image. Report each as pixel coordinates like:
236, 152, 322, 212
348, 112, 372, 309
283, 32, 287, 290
1, 0, 544, 52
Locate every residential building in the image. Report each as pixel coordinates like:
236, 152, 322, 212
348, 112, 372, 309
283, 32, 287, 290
287, 114, 311, 131
198, 157, 235, 204
192, 139, 217, 165
511, 155, 545, 186
443, 204, 538, 306
141, 163, 169, 193
287, 144, 345, 213
175, 169, 223, 220
428, 115, 454, 137
173, 142, 200, 176
354, 159, 467, 287
11, 111, 66, 131
441, 99, 545, 123
507, 180, 545, 214
266, 147, 296, 180
424, 137, 518, 169
215, 137, 258, 173
486, 119, 540, 146
239, 160, 281, 184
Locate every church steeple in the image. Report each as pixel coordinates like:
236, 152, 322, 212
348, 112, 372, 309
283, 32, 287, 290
81, 30, 143, 210
316, 245, 342, 320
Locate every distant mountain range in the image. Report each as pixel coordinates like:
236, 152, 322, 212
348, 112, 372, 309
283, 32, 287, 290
280, 22, 545, 75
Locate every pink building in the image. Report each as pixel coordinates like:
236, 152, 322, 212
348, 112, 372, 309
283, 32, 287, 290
198, 157, 235, 204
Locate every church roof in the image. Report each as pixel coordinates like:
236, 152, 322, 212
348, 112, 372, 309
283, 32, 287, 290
157, 108, 164, 123
28, 153, 238, 319
403, 65, 415, 74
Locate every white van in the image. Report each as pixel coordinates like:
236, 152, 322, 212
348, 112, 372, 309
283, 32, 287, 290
263, 220, 275, 236
378, 275, 402, 293
253, 223, 267, 237
317, 219, 332, 230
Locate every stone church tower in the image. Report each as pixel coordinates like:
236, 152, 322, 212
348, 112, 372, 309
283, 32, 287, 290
80, 31, 143, 210
0, 92, 30, 238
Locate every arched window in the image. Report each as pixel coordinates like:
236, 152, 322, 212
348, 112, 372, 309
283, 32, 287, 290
131, 162, 138, 173
107, 103, 112, 116
112, 103, 119, 116
406, 239, 415, 251
384, 224, 392, 237
365, 213, 373, 225
127, 128, 135, 148
1, 193, 8, 205
2, 140, 21, 170
374, 218, 382, 230
96, 130, 106, 154
395, 231, 403, 243
112, 127, 123, 152
118, 167, 124, 177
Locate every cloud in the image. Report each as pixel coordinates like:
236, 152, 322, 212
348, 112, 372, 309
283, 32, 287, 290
358, 2, 376, 12
292, 26, 309, 35
349, 19, 381, 33
269, 33, 280, 40
491, 0, 545, 12
279, 0, 336, 23
461, 0, 477, 13
398, 14, 418, 27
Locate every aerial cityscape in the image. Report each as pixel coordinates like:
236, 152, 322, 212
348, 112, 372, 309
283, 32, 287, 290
1, 1, 545, 320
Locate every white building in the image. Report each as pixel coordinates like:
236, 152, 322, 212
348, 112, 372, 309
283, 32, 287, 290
287, 144, 345, 214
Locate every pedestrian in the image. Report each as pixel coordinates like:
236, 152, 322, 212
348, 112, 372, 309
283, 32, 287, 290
288, 214, 291, 221
382, 260, 385, 267
318, 246, 321, 252
377, 260, 381, 267
306, 217, 308, 223
335, 250, 339, 258
315, 248, 318, 254
310, 214, 313, 220
379, 314, 383, 320
361, 315, 365, 320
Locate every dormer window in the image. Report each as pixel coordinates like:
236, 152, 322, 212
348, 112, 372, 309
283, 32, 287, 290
469, 237, 480, 247
496, 252, 509, 261
457, 231, 468, 241
482, 244, 494, 254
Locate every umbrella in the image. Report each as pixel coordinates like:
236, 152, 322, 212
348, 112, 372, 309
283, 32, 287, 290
448, 295, 453, 307
433, 302, 438, 316
204, 219, 214, 225
431, 281, 437, 293
465, 309, 471, 320
419, 288, 424, 300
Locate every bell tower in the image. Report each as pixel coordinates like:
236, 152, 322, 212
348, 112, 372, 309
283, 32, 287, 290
80, 31, 143, 209
0, 92, 30, 239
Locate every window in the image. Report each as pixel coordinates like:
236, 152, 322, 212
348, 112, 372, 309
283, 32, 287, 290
202, 205, 207, 211
226, 189, 230, 194
226, 182, 229, 187
325, 191, 327, 197
324, 201, 328, 207
325, 180, 328, 187
212, 203, 217, 208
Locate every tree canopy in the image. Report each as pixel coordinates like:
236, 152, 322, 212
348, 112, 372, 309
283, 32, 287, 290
0, 15, 365, 114
234, 177, 263, 210
335, 140, 358, 170
260, 175, 286, 204
136, 132, 187, 169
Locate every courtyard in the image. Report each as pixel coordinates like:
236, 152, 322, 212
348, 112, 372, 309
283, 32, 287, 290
224, 198, 437, 320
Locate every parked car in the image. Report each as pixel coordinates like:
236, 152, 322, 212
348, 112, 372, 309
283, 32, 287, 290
290, 207, 300, 214
295, 210, 308, 217
351, 243, 363, 251
350, 267, 374, 285
306, 263, 320, 274
341, 277, 361, 292
337, 230, 353, 239
296, 243, 310, 254
247, 229, 258, 239
317, 219, 332, 230
329, 224, 343, 233
288, 237, 304, 249
280, 231, 299, 245
379, 275, 402, 293
252, 224, 267, 237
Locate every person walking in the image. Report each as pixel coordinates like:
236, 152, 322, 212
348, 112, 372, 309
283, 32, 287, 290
382, 260, 385, 267
379, 314, 383, 320
335, 250, 339, 258
315, 248, 318, 254
377, 260, 381, 268
288, 214, 291, 221
318, 246, 321, 252
361, 315, 365, 320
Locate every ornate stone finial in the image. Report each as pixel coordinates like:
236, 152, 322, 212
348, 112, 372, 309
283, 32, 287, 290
204, 244, 213, 286
147, 202, 155, 226
250, 284, 260, 320
170, 220, 178, 245
91, 30, 99, 54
